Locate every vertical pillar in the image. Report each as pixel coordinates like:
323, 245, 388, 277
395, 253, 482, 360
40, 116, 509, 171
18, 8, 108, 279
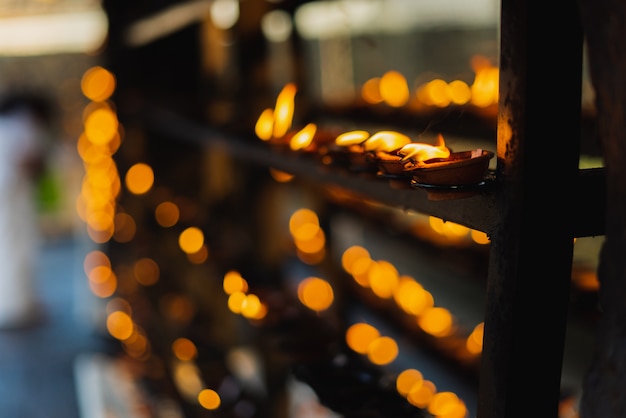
478, 1, 584, 417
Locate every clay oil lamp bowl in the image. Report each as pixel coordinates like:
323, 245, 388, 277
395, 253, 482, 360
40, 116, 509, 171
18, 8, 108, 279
363, 130, 413, 178
329, 130, 375, 171
400, 138, 495, 199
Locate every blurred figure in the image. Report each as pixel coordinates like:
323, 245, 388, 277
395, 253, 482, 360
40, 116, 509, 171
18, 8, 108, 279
0, 90, 54, 329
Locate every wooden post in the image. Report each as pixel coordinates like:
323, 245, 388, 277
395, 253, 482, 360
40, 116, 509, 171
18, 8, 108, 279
478, 1, 584, 417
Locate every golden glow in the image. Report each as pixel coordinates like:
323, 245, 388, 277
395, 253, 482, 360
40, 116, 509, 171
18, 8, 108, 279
428, 391, 462, 417
172, 337, 198, 361
269, 168, 294, 182
227, 291, 246, 314
187, 245, 209, 264
84, 250, 111, 274
396, 369, 424, 397
351, 257, 374, 288
125, 163, 154, 195
294, 228, 326, 254
198, 388, 221, 410
363, 130, 412, 152
87, 264, 117, 298
470, 229, 490, 245
133, 257, 160, 286
81, 66, 116, 102
335, 130, 370, 147
345, 323, 379, 354
367, 336, 399, 365
122, 330, 150, 360
255, 108, 275, 141
179, 227, 204, 254
448, 80, 472, 105
407, 379, 436, 408
155, 201, 180, 227
418, 307, 454, 337
289, 122, 317, 151
297, 277, 334, 312
223, 270, 248, 294
361, 77, 382, 104
416, 79, 451, 107
84, 107, 118, 146
289, 208, 319, 236
368, 260, 399, 299
397, 134, 450, 164
393, 276, 433, 316
470, 57, 499, 108
241, 294, 263, 318
379, 70, 410, 107
107, 311, 133, 340
273, 82, 297, 138
113, 212, 136, 243
466, 322, 484, 355
429, 217, 470, 240
341, 245, 371, 274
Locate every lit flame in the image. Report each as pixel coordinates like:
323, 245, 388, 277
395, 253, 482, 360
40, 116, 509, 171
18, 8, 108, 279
364, 131, 412, 152
397, 134, 450, 164
255, 83, 297, 141
289, 123, 317, 151
335, 130, 370, 147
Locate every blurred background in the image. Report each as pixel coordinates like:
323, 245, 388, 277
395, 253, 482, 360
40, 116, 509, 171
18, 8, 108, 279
0, 1, 602, 418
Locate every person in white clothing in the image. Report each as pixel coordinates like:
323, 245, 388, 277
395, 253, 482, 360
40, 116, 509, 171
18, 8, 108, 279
0, 91, 53, 329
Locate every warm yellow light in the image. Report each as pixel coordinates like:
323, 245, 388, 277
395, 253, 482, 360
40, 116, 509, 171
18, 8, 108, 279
289, 208, 319, 235
155, 201, 180, 227
269, 168, 294, 182
297, 277, 334, 312
289, 123, 317, 151
227, 291, 246, 314
133, 257, 160, 286
407, 379, 436, 408
379, 70, 410, 107
179, 227, 204, 254
87, 264, 117, 298
351, 257, 374, 287
255, 108, 274, 141
466, 322, 484, 355
107, 311, 133, 340
448, 80, 471, 105
84, 250, 111, 274
198, 388, 221, 410
273, 82, 297, 138
470, 229, 490, 245
396, 368, 424, 397
294, 228, 326, 254
335, 130, 370, 147
393, 277, 432, 316
428, 391, 462, 417
241, 294, 263, 318
418, 307, 454, 337
368, 260, 399, 299
363, 130, 411, 152
84, 107, 118, 146
172, 337, 198, 361
367, 336, 399, 365
223, 270, 248, 294
81, 66, 116, 102
341, 245, 370, 274
361, 77, 383, 104
345, 323, 379, 354
187, 245, 209, 264
125, 163, 154, 195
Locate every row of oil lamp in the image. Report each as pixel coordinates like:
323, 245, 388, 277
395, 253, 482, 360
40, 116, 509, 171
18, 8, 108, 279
255, 83, 494, 199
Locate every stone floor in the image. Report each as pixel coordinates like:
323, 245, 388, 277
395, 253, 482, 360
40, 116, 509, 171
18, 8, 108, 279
0, 235, 117, 418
